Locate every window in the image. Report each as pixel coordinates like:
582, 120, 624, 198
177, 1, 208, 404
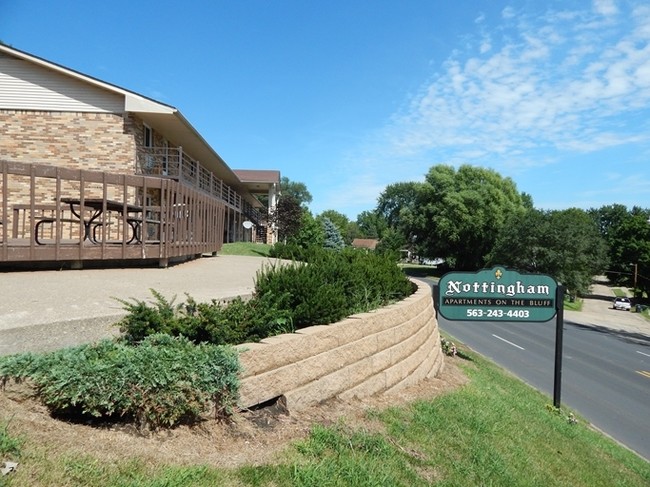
143, 125, 155, 171
143, 125, 153, 147
162, 140, 169, 176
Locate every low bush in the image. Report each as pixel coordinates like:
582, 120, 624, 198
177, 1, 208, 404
0, 334, 241, 430
1, 248, 414, 432
117, 247, 415, 342
268, 242, 320, 261
117, 293, 292, 346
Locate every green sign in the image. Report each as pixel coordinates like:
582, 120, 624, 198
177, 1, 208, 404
437, 266, 558, 322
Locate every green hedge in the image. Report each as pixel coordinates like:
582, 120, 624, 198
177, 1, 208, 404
255, 247, 414, 328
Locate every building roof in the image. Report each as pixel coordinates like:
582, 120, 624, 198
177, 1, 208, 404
233, 169, 281, 184
0, 44, 277, 208
232, 169, 281, 196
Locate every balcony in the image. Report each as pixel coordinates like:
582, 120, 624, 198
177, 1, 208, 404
135, 147, 264, 226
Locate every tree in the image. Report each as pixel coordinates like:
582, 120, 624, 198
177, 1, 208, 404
317, 209, 359, 244
317, 210, 348, 235
271, 194, 303, 242
289, 211, 325, 248
356, 210, 387, 239
589, 204, 629, 241
488, 208, 608, 296
412, 165, 529, 270
281, 176, 312, 208
376, 181, 422, 253
596, 205, 650, 298
343, 221, 360, 244
375, 227, 407, 258
321, 217, 345, 251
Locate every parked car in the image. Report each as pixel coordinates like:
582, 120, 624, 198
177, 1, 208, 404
613, 297, 631, 311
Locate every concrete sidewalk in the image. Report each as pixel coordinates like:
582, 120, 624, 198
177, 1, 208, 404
0, 255, 279, 356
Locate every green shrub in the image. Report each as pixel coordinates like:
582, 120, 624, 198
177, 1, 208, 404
117, 293, 293, 346
114, 289, 180, 343
269, 242, 320, 261
116, 247, 414, 343
0, 334, 241, 430
255, 247, 414, 329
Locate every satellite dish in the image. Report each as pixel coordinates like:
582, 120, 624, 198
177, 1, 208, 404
242, 220, 253, 229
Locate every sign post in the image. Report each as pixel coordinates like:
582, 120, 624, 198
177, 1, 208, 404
434, 266, 565, 407
553, 285, 565, 408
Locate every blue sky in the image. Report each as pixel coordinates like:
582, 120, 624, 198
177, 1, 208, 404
2, 0, 649, 219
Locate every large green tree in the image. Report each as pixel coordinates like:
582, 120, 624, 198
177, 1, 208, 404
376, 181, 422, 252
594, 205, 650, 298
355, 210, 388, 239
412, 165, 529, 270
281, 176, 312, 208
488, 208, 608, 296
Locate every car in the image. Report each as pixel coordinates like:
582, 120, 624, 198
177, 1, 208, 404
612, 297, 631, 311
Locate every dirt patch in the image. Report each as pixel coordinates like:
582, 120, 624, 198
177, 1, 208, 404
0, 358, 469, 469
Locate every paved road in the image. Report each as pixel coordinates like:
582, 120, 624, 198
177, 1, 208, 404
429, 277, 650, 460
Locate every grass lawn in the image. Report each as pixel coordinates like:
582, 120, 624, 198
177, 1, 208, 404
563, 296, 583, 311
3, 345, 647, 486
219, 242, 272, 257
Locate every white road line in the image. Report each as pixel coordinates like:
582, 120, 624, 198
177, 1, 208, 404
492, 334, 525, 350
637, 350, 650, 358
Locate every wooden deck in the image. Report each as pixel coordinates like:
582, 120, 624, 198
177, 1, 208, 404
1, 160, 226, 267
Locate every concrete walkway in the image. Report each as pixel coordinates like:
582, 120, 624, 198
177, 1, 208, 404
0, 255, 280, 356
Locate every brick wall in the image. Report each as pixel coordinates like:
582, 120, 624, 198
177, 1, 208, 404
0, 110, 142, 207
0, 110, 136, 173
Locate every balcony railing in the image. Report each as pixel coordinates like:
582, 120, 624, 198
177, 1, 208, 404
135, 147, 264, 225
0, 160, 226, 266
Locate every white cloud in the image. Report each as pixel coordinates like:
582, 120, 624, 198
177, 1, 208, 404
593, 0, 619, 17
325, 1, 650, 217
502, 7, 516, 20
381, 1, 650, 169
479, 37, 492, 54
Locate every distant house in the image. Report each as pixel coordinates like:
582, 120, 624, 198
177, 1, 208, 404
351, 238, 379, 251
0, 44, 279, 266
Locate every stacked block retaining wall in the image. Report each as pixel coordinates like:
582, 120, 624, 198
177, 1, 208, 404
237, 278, 443, 410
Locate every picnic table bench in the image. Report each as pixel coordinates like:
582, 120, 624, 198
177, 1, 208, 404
34, 198, 145, 245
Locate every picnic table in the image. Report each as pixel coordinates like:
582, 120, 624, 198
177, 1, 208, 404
35, 198, 144, 244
